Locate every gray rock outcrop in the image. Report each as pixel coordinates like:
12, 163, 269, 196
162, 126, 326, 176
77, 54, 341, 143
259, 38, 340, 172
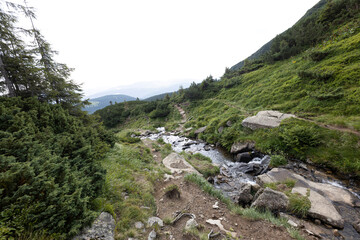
162, 153, 200, 175
73, 212, 115, 240
251, 187, 289, 212
256, 168, 358, 207
292, 187, 344, 229
242, 110, 295, 130
230, 142, 255, 154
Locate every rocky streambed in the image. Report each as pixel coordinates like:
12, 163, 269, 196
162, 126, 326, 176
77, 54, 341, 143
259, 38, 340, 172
142, 127, 360, 239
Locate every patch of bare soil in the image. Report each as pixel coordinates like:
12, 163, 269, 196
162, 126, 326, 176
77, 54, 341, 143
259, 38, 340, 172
153, 174, 316, 240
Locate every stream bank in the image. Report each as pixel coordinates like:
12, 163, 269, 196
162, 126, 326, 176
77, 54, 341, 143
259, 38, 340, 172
142, 127, 360, 239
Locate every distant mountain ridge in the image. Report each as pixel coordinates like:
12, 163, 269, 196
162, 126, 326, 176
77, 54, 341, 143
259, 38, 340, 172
83, 94, 136, 114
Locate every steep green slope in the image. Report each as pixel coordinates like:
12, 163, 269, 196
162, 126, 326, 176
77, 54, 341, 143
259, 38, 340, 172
182, 19, 360, 178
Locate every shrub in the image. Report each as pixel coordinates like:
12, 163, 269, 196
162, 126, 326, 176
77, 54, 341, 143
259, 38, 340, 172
309, 50, 329, 61
270, 155, 288, 167
279, 124, 322, 156
0, 97, 114, 238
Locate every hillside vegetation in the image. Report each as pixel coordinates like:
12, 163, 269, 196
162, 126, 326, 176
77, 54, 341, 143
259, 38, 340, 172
99, 0, 360, 179
0, 2, 115, 239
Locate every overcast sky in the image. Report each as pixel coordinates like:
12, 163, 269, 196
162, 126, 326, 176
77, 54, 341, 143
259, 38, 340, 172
21, 0, 320, 97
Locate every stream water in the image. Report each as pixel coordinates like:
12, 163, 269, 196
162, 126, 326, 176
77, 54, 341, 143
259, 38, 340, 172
144, 127, 360, 198
143, 127, 360, 239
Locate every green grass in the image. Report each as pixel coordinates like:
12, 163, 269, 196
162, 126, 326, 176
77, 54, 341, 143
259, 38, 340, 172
270, 155, 288, 167
179, 23, 360, 178
288, 191, 311, 218
181, 152, 220, 178
99, 142, 166, 239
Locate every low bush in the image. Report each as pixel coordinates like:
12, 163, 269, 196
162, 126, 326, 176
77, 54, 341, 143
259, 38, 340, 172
270, 155, 288, 167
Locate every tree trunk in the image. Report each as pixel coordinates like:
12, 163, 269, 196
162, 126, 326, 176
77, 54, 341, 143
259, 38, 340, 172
0, 54, 15, 97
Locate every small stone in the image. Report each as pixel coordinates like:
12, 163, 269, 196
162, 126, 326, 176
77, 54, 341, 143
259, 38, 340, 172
314, 219, 321, 225
147, 217, 164, 228
333, 229, 340, 237
212, 202, 219, 209
148, 230, 156, 240
200, 214, 204, 218
235, 223, 238, 226
288, 220, 298, 228
185, 219, 198, 230
134, 221, 144, 229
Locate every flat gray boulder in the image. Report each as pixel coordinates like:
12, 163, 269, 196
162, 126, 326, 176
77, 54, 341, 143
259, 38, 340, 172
194, 126, 207, 134
162, 153, 200, 175
292, 187, 344, 229
73, 212, 115, 240
242, 110, 295, 130
257, 168, 358, 207
251, 187, 289, 212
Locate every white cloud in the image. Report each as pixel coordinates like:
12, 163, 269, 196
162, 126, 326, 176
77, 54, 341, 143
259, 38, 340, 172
22, 0, 320, 96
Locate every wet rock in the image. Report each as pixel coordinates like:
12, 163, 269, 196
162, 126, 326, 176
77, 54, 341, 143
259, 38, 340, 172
237, 183, 253, 206
353, 221, 360, 233
230, 142, 255, 154
292, 187, 344, 229
185, 219, 198, 230
234, 152, 252, 163
73, 212, 115, 240
194, 126, 207, 135
251, 187, 289, 213
242, 110, 295, 130
147, 217, 164, 228
204, 145, 211, 151
251, 183, 261, 193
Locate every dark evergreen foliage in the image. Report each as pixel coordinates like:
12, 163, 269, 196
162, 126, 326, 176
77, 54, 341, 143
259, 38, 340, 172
0, 97, 115, 238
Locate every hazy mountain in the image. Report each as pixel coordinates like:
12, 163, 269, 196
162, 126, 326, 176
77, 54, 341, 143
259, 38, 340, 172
86, 80, 193, 99
83, 94, 136, 114
143, 92, 174, 101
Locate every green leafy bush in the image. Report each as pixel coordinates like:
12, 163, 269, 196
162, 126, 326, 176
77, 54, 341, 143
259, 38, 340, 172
270, 155, 288, 167
0, 97, 114, 238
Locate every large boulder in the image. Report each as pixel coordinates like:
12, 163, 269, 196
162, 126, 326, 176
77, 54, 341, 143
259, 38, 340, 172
162, 153, 200, 175
257, 168, 358, 207
230, 142, 255, 154
292, 187, 344, 229
251, 187, 289, 213
242, 110, 295, 130
73, 212, 115, 240
237, 183, 254, 206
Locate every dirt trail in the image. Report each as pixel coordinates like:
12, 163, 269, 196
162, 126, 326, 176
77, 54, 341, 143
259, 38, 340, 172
174, 104, 187, 132
297, 117, 360, 137
141, 139, 314, 240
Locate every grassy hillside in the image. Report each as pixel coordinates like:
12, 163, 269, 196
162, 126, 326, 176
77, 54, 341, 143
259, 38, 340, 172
180, 18, 360, 178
